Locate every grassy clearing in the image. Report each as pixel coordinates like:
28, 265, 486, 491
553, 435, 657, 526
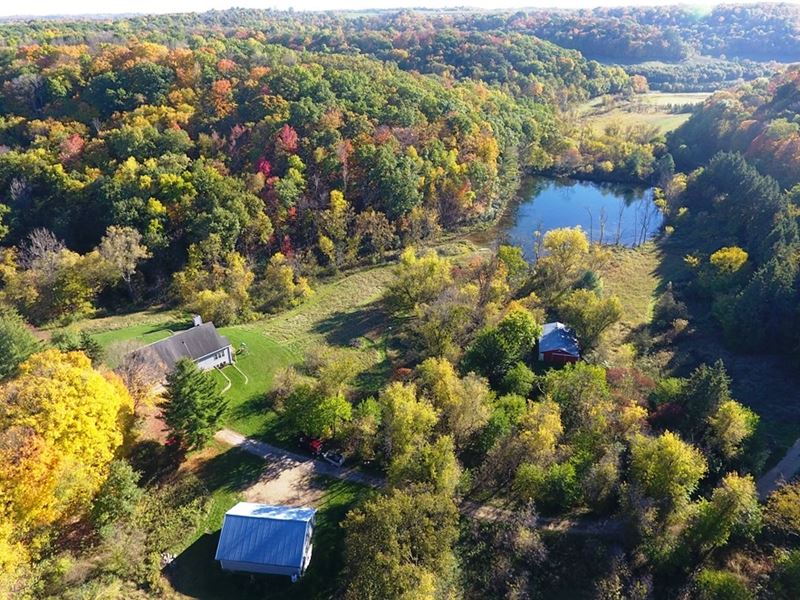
168, 442, 371, 599
600, 243, 662, 329
78, 262, 401, 444
587, 110, 692, 134
579, 91, 710, 135
597, 242, 662, 360
635, 91, 711, 107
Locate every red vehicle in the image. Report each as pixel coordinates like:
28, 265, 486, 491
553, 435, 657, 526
299, 435, 323, 455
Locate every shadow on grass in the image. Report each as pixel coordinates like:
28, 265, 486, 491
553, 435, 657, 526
311, 301, 387, 346
226, 393, 271, 425
197, 446, 266, 496
168, 532, 296, 600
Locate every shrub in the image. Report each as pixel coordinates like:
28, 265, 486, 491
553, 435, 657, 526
695, 569, 752, 600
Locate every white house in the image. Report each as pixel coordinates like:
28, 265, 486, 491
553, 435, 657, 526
215, 503, 316, 581
132, 316, 234, 377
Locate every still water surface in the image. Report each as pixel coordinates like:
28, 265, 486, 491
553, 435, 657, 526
498, 178, 662, 260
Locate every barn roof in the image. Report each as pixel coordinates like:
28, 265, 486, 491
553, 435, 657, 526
539, 322, 580, 356
215, 503, 316, 569
136, 322, 231, 370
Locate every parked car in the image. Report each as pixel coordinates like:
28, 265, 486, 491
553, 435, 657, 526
321, 451, 344, 467
299, 435, 323, 455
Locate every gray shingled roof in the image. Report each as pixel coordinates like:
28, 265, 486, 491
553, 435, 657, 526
137, 322, 231, 371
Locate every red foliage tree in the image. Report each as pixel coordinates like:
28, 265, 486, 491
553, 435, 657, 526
275, 124, 299, 154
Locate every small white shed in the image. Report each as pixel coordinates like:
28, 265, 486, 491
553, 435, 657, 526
215, 503, 316, 580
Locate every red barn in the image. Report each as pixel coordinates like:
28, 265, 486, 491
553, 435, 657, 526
538, 322, 580, 365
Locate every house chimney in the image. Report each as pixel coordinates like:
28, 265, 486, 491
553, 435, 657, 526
192, 315, 203, 327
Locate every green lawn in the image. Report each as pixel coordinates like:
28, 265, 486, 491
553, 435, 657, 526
79, 262, 399, 443
214, 327, 298, 439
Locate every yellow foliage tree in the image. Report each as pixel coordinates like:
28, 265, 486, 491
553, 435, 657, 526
535, 226, 590, 300
710, 246, 748, 274
0, 350, 133, 577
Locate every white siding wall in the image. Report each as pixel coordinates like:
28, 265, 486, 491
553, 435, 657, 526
195, 346, 233, 371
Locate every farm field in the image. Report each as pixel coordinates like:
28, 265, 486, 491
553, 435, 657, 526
579, 91, 711, 134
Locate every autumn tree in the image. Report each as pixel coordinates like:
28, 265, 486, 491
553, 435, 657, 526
283, 384, 353, 440
253, 252, 313, 313
766, 480, 800, 538
354, 209, 396, 260
479, 399, 564, 489
115, 347, 163, 410
0, 349, 133, 573
345, 397, 382, 461
162, 358, 226, 451
342, 489, 458, 600
706, 400, 759, 460
535, 226, 590, 300
173, 241, 255, 326
97, 225, 151, 296
317, 190, 356, 269
629, 431, 707, 511
378, 382, 438, 460
461, 305, 541, 388
388, 435, 461, 496
416, 357, 491, 448
384, 247, 452, 314
682, 473, 761, 560
557, 288, 622, 351
410, 284, 477, 361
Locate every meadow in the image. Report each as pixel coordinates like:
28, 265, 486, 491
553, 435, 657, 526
579, 91, 711, 134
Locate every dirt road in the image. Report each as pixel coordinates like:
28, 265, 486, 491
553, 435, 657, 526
757, 437, 800, 499
215, 428, 624, 537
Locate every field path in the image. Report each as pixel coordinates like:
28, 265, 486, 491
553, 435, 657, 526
757, 437, 800, 499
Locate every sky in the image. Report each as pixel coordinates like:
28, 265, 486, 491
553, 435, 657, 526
1, 0, 782, 19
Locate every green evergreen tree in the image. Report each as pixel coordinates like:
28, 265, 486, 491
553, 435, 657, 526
163, 358, 227, 451
0, 309, 39, 381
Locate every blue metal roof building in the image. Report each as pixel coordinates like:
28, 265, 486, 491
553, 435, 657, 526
215, 502, 316, 580
538, 322, 580, 363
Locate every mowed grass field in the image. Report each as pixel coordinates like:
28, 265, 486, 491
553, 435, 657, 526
580, 91, 711, 134
76, 262, 399, 441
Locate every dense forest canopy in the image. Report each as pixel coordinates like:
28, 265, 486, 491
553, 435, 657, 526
0, 8, 673, 324
0, 6, 799, 600
661, 67, 800, 358
670, 67, 800, 187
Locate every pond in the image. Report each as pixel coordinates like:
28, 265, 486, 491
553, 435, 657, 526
497, 178, 662, 260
